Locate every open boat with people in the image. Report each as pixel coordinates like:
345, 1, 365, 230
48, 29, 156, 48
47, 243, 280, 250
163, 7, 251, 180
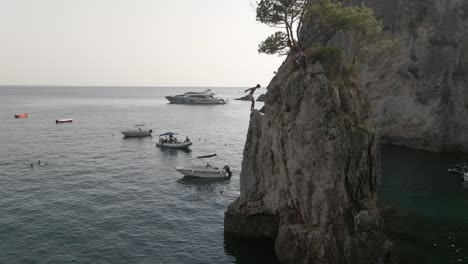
56, 118, 73, 124
121, 124, 153, 137
175, 154, 232, 179
165, 89, 227, 105
156, 132, 192, 149
14, 113, 29, 118
448, 162, 468, 181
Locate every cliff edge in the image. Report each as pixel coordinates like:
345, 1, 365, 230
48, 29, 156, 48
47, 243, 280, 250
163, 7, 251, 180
224, 59, 395, 263
351, 0, 468, 152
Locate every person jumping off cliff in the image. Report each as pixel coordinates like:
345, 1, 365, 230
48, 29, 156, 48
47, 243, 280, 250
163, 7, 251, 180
287, 40, 306, 69
244, 84, 261, 111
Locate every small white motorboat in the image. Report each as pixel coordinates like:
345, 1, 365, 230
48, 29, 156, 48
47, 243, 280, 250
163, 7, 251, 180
156, 132, 192, 150
56, 118, 73, 124
175, 154, 232, 179
121, 124, 153, 137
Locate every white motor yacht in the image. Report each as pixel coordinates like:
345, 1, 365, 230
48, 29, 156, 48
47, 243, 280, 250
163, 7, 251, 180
165, 89, 227, 104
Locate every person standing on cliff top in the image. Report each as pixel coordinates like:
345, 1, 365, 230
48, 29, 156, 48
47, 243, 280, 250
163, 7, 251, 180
287, 40, 305, 68
244, 84, 261, 111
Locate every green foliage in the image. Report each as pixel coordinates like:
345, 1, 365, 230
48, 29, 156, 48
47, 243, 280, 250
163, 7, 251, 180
255, 0, 395, 72
256, 0, 304, 27
306, 46, 345, 78
304, 0, 382, 44
256, 0, 306, 55
352, 34, 400, 64
368, 39, 400, 53
258, 31, 289, 55
306, 46, 343, 63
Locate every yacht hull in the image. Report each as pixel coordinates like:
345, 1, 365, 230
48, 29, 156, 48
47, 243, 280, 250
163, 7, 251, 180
165, 96, 226, 104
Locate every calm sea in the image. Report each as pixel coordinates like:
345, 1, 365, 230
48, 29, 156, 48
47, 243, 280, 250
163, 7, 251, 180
0, 86, 467, 264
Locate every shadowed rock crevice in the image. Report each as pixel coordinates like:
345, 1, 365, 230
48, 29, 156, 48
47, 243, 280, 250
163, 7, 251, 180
225, 60, 395, 263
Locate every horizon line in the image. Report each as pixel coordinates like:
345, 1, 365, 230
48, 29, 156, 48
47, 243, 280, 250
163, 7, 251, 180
0, 84, 249, 88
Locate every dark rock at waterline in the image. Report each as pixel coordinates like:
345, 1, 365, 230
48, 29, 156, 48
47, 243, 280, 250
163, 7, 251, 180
225, 60, 396, 263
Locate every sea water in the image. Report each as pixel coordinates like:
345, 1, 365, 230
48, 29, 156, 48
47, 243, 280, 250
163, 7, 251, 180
0, 86, 466, 263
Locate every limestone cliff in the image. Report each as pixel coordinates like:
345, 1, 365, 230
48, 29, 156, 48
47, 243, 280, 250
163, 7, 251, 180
225, 60, 395, 263
348, 0, 468, 152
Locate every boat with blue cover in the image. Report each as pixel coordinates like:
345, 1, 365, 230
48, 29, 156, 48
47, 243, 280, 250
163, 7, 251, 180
156, 132, 192, 149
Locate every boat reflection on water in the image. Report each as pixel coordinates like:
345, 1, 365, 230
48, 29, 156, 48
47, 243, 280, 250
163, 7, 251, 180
158, 148, 192, 155
462, 181, 468, 189
175, 175, 232, 197
177, 175, 231, 184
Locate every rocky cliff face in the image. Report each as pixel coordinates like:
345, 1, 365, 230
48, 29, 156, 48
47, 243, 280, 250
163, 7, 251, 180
225, 60, 395, 263
351, 0, 468, 152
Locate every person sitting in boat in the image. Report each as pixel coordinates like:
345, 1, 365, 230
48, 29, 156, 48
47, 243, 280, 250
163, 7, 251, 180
184, 136, 190, 143
169, 134, 174, 143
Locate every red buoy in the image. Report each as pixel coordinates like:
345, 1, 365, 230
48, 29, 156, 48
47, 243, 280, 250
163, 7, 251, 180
14, 113, 29, 118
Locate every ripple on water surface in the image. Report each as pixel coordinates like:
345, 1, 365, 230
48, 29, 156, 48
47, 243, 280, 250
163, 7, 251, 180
3, 87, 466, 264
0, 86, 275, 264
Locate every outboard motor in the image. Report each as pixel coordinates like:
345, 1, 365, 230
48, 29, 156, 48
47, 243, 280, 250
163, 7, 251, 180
223, 165, 232, 179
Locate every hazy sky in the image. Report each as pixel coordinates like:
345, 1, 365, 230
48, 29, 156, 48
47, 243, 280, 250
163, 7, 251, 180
0, 0, 284, 87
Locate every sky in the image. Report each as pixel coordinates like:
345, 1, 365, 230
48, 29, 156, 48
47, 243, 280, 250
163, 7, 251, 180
0, 0, 284, 87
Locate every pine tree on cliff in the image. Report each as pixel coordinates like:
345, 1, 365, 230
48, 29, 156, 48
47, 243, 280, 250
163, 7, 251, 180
256, 0, 397, 65
256, 0, 306, 55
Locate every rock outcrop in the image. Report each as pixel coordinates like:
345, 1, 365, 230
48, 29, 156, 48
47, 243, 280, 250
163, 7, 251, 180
235, 94, 266, 102
225, 59, 395, 263
235, 95, 250, 101
347, 0, 468, 152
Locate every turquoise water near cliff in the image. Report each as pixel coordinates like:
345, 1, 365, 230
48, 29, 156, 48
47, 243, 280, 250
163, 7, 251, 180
380, 145, 468, 264
0, 86, 467, 263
